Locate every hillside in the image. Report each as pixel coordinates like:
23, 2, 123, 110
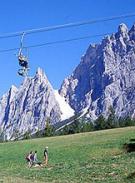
0, 127, 135, 183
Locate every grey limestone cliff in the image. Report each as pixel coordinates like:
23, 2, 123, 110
59, 23, 135, 120
0, 68, 62, 140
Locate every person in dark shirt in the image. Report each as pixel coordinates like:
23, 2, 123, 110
44, 147, 48, 165
30, 151, 34, 167
18, 53, 29, 77
18, 54, 28, 68
25, 151, 34, 168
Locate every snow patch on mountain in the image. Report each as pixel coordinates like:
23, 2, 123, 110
54, 90, 74, 120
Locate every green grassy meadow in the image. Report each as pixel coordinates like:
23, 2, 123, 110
0, 127, 135, 183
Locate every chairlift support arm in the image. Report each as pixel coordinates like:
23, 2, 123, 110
18, 32, 25, 56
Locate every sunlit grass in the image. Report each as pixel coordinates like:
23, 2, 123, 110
0, 127, 135, 183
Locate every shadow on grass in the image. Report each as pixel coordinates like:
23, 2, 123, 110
127, 172, 135, 179
123, 138, 135, 153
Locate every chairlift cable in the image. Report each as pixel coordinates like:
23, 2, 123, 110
0, 13, 134, 39
0, 32, 112, 53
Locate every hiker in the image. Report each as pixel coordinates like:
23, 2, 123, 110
33, 151, 38, 164
30, 151, 34, 166
26, 151, 34, 168
33, 150, 42, 166
44, 147, 48, 165
33, 151, 42, 167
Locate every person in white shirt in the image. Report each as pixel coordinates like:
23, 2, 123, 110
44, 147, 48, 165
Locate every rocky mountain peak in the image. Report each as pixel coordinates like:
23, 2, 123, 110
0, 68, 62, 140
36, 67, 44, 76
102, 35, 112, 47
118, 23, 128, 34
115, 23, 129, 42
35, 67, 48, 82
0, 67, 75, 140
8, 85, 18, 102
59, 22, 135, 119
10, 85, 18, 91
130, 23, 135, 32
129, 23, 135, 40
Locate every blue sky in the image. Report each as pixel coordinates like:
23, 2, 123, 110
0, 0, 135, 96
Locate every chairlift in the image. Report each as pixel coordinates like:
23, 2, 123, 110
18, 68, 28, 77
17, 32, 29, 76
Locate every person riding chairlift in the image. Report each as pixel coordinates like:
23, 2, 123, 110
17, 33, 29, 76
18, 53, 28, 68
18, 53, 29, 76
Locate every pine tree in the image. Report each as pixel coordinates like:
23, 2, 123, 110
106, 106, 117, 129
44, 118, 54, 137
0, 128, 4, 142
94, 115, 106, 130
23, 128, 31, 139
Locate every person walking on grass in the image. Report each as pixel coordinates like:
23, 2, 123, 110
44, 147, 48, 165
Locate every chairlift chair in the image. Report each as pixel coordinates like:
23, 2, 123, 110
17, 32, 29, 76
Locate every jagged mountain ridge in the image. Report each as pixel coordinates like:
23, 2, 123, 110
59, 23, 135, 119
1, 22, 135, 140
0, 68, 74, 140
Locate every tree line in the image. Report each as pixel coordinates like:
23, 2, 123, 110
34, 106, 135, 138
0, 106, 135, 141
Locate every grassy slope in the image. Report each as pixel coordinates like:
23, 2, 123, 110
0, 127, 135, 183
